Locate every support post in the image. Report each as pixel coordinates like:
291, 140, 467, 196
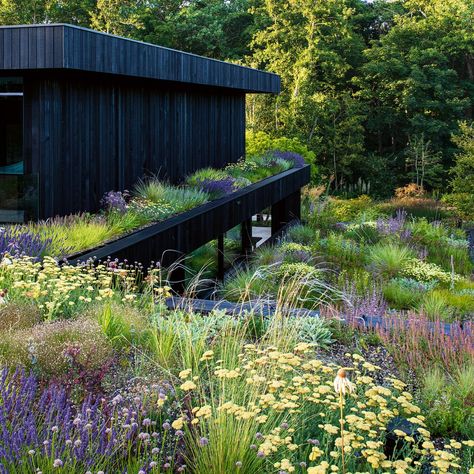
217, 233, 225, 281
241, 218, 253, 256
271, 191, 301, 235
168, 264, 186, 295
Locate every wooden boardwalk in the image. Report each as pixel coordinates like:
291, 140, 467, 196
164, 297, 472, 339
165, 296, 320, 318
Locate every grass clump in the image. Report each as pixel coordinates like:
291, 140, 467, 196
367, 243, 414, 279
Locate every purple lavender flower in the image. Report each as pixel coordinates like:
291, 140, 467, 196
271, 150, 306, 168
0, 368, 178, 472
0, 226, 51, 260
376, 209, 407, 236
342, 283, 388, 325
196, 177, 236, 199
100, 190, 128, 213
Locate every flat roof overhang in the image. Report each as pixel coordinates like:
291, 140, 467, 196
0, 24, 280, 94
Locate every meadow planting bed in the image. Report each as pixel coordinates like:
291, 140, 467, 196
0, 183, 473, 473
1, 151, 307, 263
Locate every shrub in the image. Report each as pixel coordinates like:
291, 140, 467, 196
271, 150, 306, 168
421, 366, 474, 438
382, 279, 424, 310
442, 192, 474, 222
287, 315, 333, 348
402, 258, 459, 285
285, 224, 316, 245
344, 222, 381, 244
0, 317, 114, 382
367, 243, 414, 279
443, 121, 474, 221
330, 195, 373, 222
318, 232, 365, 268
0, 302, 42, 332
395, 183, 426, 199
246, 130, 317, 179
279, 242, 314, 263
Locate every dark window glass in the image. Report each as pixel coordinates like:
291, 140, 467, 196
0, 77, 23, 175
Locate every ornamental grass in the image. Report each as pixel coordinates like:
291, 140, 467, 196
169, 340, 473, 474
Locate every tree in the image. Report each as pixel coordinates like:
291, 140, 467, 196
442, 121, 474, 220
405, 134, 443, 189
247, 0, 367, 186
357, 0, 473, 189
90, 0, 146, 36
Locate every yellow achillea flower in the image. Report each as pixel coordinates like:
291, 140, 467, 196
171, 418, 184, 430
178, 369, 192, 380
200, 350, 214, 361
180, 380, 197, 391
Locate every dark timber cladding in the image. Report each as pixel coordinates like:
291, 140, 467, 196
0, 24, 280, 219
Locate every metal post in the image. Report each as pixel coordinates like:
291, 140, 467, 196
217, 233, 225, 281
241, 218, 253, 256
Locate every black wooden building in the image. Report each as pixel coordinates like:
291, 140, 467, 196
0, 24, 280, 221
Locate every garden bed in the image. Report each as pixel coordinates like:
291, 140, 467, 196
67, 165, 310, 268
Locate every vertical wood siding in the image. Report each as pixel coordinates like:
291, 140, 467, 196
23, 76, 246, 218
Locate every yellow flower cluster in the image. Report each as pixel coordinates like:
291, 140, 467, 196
0, 256, 170, 319
175, 344, 473, 473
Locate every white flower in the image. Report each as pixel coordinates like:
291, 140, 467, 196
333, 369, 355, 395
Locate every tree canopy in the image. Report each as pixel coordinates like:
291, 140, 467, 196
1, 0, 472, 197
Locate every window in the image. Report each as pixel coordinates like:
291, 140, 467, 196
0, 77, 23, 175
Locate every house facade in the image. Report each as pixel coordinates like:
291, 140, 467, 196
0, 24, 279, 221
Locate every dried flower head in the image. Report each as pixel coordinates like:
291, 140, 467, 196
333, 369, 355, 395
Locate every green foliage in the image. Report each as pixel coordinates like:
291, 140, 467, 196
402, 258, 458, 286
248, 0, 366, 188
421, 366, 474, 438
344, 222, 381, 245
96, 302, 151, 349
318, 232, 366, 268
134, 179, 210, 212
367, 243, 414, 279
330, 195, 374, 222
245, 131, 317, 179
185, 168, 229, 187
286, 316, 333, 349
0, 317, 114, 379
32, 214, 120, 255
405, 134, 444, 189
420, 292, 453, 322
443, 121, 474, 221
427, 289, 474, 320
285, 224, 316, 246
382, 279, 424, 310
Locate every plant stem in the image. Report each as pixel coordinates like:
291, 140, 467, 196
339, 391, 345, 474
